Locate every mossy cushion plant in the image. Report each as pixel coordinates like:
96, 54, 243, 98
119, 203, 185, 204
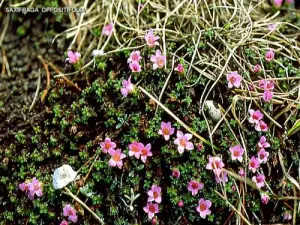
0, 0, 299, 224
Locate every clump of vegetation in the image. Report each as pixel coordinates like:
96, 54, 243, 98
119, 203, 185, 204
0, 0, 299, 225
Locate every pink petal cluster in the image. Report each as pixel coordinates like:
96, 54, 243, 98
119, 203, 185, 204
229, 145, 244, 162
248, 109, 268, 132
253, 64, 261, 73
19, 177, 43, 200
239, 168, 245, 176
129, 141, 152, 163
206, 156, 225, 177
255, 120, 268, 132
172, 168, 180, 178
257, 148, 269, 163
248, 156, 260, 173
147, 185, 162, 203
259, 79, 275, 102
66, 51, 81, 64
196, 198, 212, 219
261, 193, 269, 204
150, 50, 166, 70
121, 76, 135, 97
265, 49, 275, 61
158, 121, 175, 140
140, 143, 153, 163
143, 202, 159, 219
258, 136, 270, 149
174, 64, 184, 74
174, 131, 194, 154
283, 212, 292, 221
102, 23, 113, 36
100, 137, 116, 153
60, 220, 69, 225
226, 71, 242, 88
108, 149, 126, 169
63, 204, 78, 223
128, 51, 142, 72
215, 171, 228, 184
129, 61, 142, 72
272, 0, 283, 8
187, 180, 204, 196
252, 174, 265, 189
144, 30, 160, 48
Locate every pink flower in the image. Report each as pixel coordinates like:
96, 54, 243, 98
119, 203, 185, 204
272, 0, 283, 8
196, 198, 212, 219
257, 149, 269, 163
100, 137, 116, 154
226, 71, 242, 88
253, 64, 261, 73
19, 182, 29, 192
263, 90, 273, 102
108, 149, 126, 169
248, 109, 263, 124
144, 30, 159, 48
248, 156, 260, 173
197, 143, 203, 151
129, 141, 142, 159
206, 156, 225, 176
102, 23, 113, 36
283, 212, 292, 221
147, 185, 162, 203
28, 177, 43, 200
268, 24, 277, 32
252, 174, 265, 189
174, 64, 184, 74
261, 193, 269, 204
188, 180, 204, 196
143, 202, 159, 219
127, 51, 142, 63
239, 168, 245, 176
265, 49, 275, 61
60, 220, 69, 225
172, 169, 180, 178
177, 200, 184, 207
258, 136, 270, 149
158, 121, 175, 141
150, 50, 166, 70
63, 204, 78, 223
229, 145, 244, 162
121, 76, 135, 97
215, 171, 228, 184
66, 51, 81, 64
129, 61, 141, 72
259, 80, 274, 91
255, 120, 268, 132
174, 131, 194, 154
140, 143, 153, 163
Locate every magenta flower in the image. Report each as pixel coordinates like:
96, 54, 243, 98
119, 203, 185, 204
263, 90, 273, 102
259, 80, 275, 91
174, 131, 194, 154
108, 149, 126, 169
121, 76, 135, 97
174, 64, 184, 74
147, 185, 162, 203
177, 200, 184, 207
102, 23, 113, 36
140, 143, 153, 163
66, 51, 81, 64
129, 61, 142, 72
196, 198, 212, 219
63, 204, 78, 223
206, 156, 225, 176
252, 174, 265, 189
28, 177, 43, 200
188, 180, 204, 196
226, 71, 242, 88
127, 51, 142, 63
248, 156, 260, 173
258, 136, 270, 149
248, 109, 263, 124
150, 50, 166, 70
257, 148, 269, 163
229, 145, 244, 162
144, 30, 159, 48
272, 0, 283, 8
60, 220, 69, 225
100, 137, 116, 154
158, 121, 175, 141
253, 64, 261, 73
215, 171, 228, 184
129, 141, 142, 159
261, 193, 269, 204
268, 23, 277, 32
143, 202, 159, 219
255, 120, 268, 132
172, 169, 180, 178
283, 212, 292, 221
265, 49, 275, 61
239, 168, 245, 176
19, 182, 29, 192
